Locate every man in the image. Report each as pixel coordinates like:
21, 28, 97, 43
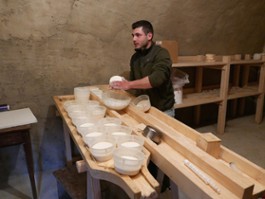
111, 20, 175, 192
111, 20, 175, 117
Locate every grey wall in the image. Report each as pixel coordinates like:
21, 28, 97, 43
0, 0, 265, 175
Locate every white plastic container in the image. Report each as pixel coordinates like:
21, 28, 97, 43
174, 87, 183, 104
77, 121, 97, 137
113, 148, 145, 176
117, 135, 144, 151
90, 87, 103, 99
65, 103, 84, 113
107, 125, 132, 141
89, 137, 116, 162
171, 68, 189, 104
63, 100, 78, 110
131, 95, 151, 112
97, 117, 122, 128
84, 100, 100, 109
87, 105, 106, 121
253, 53, 261, 60
82, 125, 107, 146
71, 116, 89, 127
74, 86, 90, 103
102, 90, 131, 110
68, 110, 87, 120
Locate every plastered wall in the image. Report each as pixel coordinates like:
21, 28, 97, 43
0, 0, 265, 174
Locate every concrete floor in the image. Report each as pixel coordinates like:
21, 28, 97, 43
0, 115, 264, 199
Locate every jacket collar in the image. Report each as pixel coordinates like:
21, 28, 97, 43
135, 41, 154, 55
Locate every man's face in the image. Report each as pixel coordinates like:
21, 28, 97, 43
132, 27, 152, 50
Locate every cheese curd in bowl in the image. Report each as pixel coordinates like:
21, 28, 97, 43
102, 90, 131, 110
107, 124, 132, 141
89, 136, 116, 162
117, 135, 144, 151
113, 148, 145, 176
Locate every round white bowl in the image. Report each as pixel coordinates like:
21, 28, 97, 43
87, 105, 107, 122
117, 135, 144, 151
89, 136, 116, 162
131, 95, 151, 112
63, 100, 78, 110
97, 117, 122, 127
84, 100, 100, 108
65, 104, 84, 113
82, 125, 108, 146
102, 90, 131, 110
76, 121, 97, 137
107, 125, 132, 140
71, 116, 89, 126
68, 110, 87, 120
113, 148, 145, 176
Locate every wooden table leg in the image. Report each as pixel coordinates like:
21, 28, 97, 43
194, 67, 203, 126
255, 62, 265, 123
217, 56, 231, 134
23, 130, 38, 199
87, 171, 101, 199
231, 65, 241, 117
63, 122, 73, 166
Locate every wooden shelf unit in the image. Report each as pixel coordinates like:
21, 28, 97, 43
172, 54, 265, 134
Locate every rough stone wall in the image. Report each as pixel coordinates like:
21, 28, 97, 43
0, 0, 264, 174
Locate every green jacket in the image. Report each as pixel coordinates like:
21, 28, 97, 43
130, 43, 175, 111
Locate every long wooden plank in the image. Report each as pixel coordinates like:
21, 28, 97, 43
147, 107, 265, 197
220, 146, 265, 193
149, 105, 265, 197
125, 106, 254, 199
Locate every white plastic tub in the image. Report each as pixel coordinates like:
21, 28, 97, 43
113, 148, 145, 176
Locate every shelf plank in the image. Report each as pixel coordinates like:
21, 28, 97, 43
174, 85, 260, 109
172, 61, 225, 68
228, 86, 260, 100
174, 92, 221, 108
230, 60, 264, 65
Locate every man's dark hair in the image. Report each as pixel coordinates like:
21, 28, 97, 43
132, 20, 154, 36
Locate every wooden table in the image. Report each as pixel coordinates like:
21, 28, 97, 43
54, 87, 265, 199
53, 93, 159, 199
0, 108, 37, 199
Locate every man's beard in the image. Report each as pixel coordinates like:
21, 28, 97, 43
135, 41, 149, 51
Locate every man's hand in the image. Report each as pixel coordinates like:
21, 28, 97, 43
110, 76, 152, 90
110, 79, 131, 90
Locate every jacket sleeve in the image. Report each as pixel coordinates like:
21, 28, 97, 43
148, 48, 172, 88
